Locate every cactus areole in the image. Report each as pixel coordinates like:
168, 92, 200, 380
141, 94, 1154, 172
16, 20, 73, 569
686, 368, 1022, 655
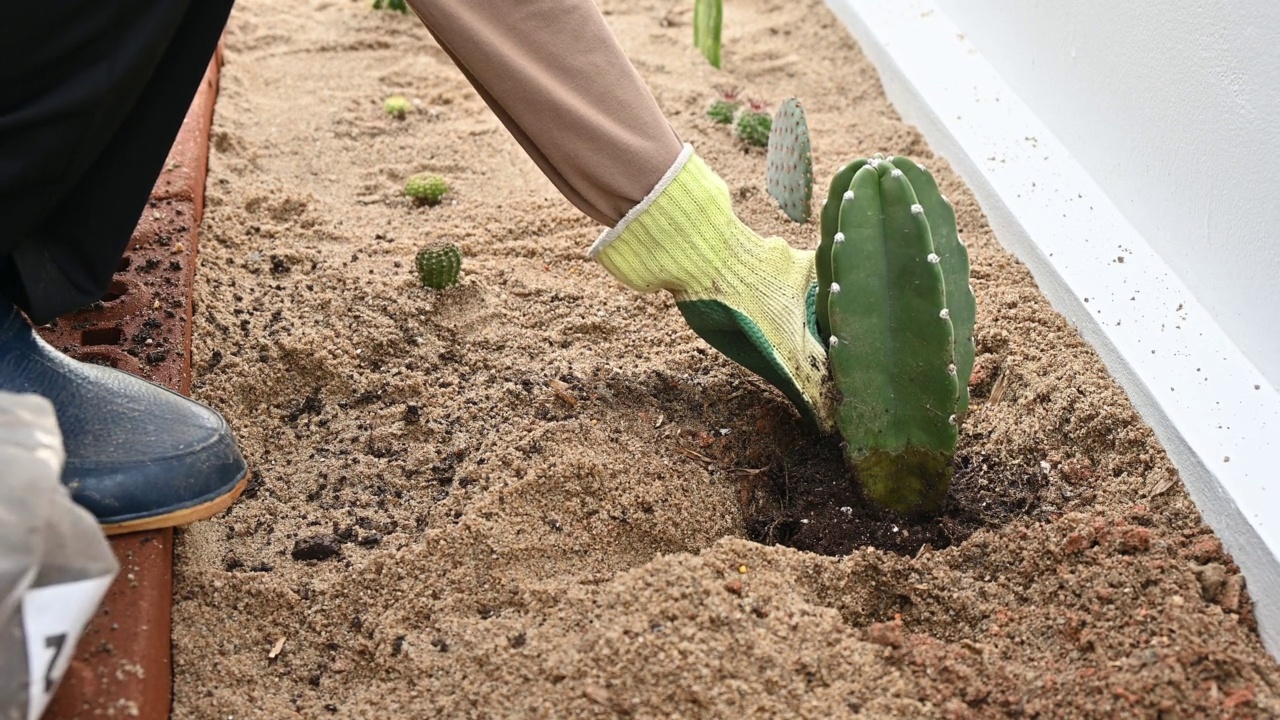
817, 154, 976, 516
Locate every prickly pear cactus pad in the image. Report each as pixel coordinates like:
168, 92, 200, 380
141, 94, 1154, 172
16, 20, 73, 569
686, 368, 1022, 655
415, 243, 462, 289
821, 155, 973, 516
766, 98, 814, 223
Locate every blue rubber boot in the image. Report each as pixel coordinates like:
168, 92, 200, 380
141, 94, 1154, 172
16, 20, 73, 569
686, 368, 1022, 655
0, 299, 248, 534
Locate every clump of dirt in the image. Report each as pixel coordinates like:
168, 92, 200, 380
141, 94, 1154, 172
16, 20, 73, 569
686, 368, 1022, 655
172, 0, 1280, 717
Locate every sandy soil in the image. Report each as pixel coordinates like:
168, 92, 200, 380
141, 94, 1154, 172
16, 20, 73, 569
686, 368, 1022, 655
172, 0, 1280, 717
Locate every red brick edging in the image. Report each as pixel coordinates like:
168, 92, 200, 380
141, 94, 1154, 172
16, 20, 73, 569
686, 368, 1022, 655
41, 48, 223, 720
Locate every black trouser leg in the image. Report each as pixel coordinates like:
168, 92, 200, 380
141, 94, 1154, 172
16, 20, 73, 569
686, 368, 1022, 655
0, 0, 234, 324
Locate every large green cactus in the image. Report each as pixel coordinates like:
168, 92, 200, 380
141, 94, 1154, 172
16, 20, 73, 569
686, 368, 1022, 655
891, 157, 976, 420
818, 154, 975, 515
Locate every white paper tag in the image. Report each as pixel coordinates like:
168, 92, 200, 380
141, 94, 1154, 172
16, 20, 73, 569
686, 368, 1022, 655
21, 575, 114, 720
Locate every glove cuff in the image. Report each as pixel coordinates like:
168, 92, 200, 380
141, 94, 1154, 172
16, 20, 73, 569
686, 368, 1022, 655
588, 145, 756, 295
588, 143, 696, 261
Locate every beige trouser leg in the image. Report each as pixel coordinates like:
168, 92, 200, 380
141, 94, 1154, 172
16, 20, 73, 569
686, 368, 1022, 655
405, 0, 684, 227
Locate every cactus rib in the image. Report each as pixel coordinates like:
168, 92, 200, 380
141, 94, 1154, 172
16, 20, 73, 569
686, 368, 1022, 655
887, 157, 976, 419
816, 160, 866, 342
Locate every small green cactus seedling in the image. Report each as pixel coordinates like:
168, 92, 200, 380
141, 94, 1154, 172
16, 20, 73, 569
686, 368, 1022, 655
735, 100, 772, 148
404, 174, 449, 206
765, 97, 813, 223
707, 87, 742, 124
384, 95, 412, 119
372, 0, 408, 13
707, 100, 738, 124
693, 0, 723, 68
415, 243, 462, 289
818, 154, 976, 516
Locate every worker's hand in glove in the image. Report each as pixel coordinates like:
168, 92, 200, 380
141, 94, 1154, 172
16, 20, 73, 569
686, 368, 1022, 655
590, 146, 833, 432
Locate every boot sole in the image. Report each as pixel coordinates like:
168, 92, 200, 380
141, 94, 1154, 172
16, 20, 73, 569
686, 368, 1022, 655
100, 471, 251, 536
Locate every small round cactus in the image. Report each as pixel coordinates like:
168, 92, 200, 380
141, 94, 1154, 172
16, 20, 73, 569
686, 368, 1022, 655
404, 173, 449, 206
707, 100, 739, 124
415, 243, 462, 289
384, 95, 412, 119
735, 109, 772, 148
707, 88, 741, 124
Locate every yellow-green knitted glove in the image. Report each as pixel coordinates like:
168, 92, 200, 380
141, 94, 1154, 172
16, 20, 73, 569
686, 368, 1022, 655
589, 145, 833, 431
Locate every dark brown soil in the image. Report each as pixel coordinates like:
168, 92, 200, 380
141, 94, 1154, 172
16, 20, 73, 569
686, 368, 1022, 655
742, 437, 1047, 559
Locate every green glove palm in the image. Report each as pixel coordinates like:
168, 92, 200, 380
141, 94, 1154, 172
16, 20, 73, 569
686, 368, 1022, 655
590, 146, 833, 431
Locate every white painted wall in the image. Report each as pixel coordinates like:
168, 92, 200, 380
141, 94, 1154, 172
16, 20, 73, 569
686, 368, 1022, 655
930, 0, 1280, 390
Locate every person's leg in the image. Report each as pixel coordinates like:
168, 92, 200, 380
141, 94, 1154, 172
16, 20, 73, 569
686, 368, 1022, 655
406, 0, 833, 429
0, 0, 248, 533
0, 0, 234, 323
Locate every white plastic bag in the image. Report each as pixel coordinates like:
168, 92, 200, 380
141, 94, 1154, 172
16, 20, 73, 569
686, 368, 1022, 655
0, 392, 117, 720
